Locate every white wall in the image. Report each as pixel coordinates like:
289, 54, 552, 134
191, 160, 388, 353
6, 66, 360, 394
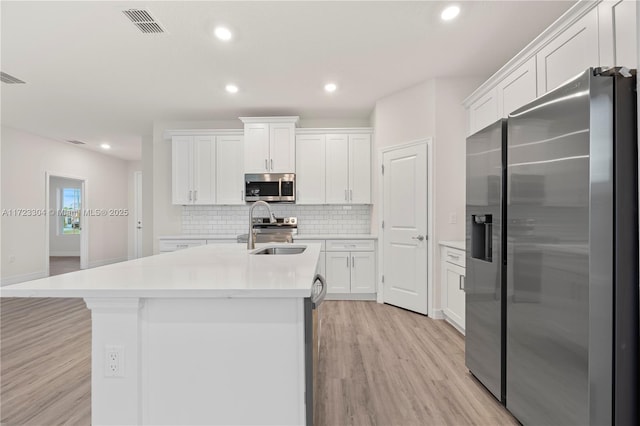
49, 176, 81, 256
1, 127, 130, 284
372, 76, 482, 314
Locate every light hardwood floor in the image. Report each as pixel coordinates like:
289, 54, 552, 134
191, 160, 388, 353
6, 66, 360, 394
0, 299, 517, 425
49, 256, 81, 277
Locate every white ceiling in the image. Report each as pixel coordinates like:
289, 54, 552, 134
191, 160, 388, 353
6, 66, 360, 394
1, 0, 575, 161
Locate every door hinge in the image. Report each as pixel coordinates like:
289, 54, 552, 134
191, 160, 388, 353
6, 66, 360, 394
381, 164, 385, 175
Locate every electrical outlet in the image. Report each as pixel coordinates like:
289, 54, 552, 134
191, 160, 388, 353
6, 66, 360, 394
342, 205, 352, 210
449, 213, 457, 224
104, 345, 125, 378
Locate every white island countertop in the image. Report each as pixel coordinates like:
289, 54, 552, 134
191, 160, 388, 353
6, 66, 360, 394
0, 243, 322, 299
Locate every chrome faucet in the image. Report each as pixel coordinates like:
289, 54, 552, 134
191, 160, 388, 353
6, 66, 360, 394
247, 200, 277, 250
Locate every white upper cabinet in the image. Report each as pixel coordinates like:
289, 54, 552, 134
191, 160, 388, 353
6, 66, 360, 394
325, 134, 350, 203
497, 56, 537, 118
295, 134, 326, 204
465, 1, 637, 134
172, 136, 193, 205
243, 123, 270, 173
468, 89, 499, 136
172, 135, 216, 205
215, 135, 244, 205
598, 0, 638, 68
296, 129, 372, 205
536, 7, 599, 96
349, 134, 372, 204
240, 117, 298, 173
170, 132, 244, 205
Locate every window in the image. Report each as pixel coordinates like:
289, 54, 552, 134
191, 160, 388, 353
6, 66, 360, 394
61, 188, 81, 234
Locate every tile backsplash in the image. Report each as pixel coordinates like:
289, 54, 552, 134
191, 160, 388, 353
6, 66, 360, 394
181, 204, 372, 236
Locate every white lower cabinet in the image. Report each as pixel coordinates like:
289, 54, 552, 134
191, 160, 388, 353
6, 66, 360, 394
440, 244, 466, 333
294, 238, 377, 299
325, 240, 376, 296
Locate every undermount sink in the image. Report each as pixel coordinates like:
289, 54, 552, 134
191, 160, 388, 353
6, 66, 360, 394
251, 246, 307, 255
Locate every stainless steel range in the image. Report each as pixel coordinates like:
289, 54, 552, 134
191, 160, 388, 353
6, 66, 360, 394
236, 216, 298, 244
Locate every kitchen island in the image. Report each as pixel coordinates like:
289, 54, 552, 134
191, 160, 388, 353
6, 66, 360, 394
1, 243, 323, 426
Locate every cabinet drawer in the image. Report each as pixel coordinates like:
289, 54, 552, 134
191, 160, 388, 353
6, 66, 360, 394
326, 239, 375, 252
159, 239, 206, 252
443, 246, 465, 268
293, 239, 326, 251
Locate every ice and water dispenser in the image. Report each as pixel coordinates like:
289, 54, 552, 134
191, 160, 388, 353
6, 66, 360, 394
471, 214, 493, 262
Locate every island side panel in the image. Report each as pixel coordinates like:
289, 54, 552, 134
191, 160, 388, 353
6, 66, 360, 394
141, 297, 306, 425
84, 298, 144, 426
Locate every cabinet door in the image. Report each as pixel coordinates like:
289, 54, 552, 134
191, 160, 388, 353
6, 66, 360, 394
468, 89, 499, 136
192, 135, 216, 205
296, 134, 326, 204
325, 251, 350, 293
349, 134, 371, 204
444, 262, 465, 331
598, 0, 638, 67
536, 8, 599, 96
325, 134, 349, 204
497, 56, 537, 118
172, 136, 193, 205
350, 251, 375, 293
216, 135, 244, 205
269, 122, 295, 173
244, 123, 270, 173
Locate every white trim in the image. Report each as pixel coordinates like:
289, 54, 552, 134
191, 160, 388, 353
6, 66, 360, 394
50, 251, 81, 257
88, 256, 128, 269
462, 0, 600, 107
163, 129, 243, 139
45, 172, 89, 276
430, 309, 444, 320
134, 171, 143, 259
295, 127, 374, 135
377, 138, 435, 316
325, 293, 377, 301
238, 116, 299, 124
1, 271, 48, 287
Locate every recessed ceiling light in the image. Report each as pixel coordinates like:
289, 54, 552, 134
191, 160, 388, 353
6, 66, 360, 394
441, 5, 460, 21
100, 143, 111, 150
214, 26, 232, 41
324, 83, 337, 93
225, 84, 239, 93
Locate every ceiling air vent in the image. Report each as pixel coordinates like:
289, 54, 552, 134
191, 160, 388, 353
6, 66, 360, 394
66, 140, 86, 145
1, 72, 26, 84
122, 9, 165, 34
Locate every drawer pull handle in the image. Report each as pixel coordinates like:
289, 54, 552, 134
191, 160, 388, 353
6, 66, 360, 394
459, 275, 465, 291
448, 254, 460, 259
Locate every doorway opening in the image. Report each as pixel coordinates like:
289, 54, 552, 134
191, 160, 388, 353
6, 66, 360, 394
46, 173, 88, 276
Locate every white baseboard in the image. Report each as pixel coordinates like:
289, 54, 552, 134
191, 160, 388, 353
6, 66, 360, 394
430, 308, 444, 320
88, 257, 128, 269
50, 251, 81, 257
325, 293, 377, 301
1, 271, 48, 287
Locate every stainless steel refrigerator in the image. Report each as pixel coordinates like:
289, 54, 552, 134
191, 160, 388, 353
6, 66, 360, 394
466, 67, 638, 425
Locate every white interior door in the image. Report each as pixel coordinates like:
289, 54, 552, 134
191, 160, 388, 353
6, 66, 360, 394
134, 171, 143, 259
382, 143, 428, 314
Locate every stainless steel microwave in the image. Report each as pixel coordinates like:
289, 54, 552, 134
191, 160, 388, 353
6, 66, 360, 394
245, 173, 295, 202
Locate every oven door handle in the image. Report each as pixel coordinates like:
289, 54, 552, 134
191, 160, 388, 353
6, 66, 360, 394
311, 274, 327, 309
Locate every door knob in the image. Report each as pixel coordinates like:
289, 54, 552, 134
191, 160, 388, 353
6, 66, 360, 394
412, 235, 425, 241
